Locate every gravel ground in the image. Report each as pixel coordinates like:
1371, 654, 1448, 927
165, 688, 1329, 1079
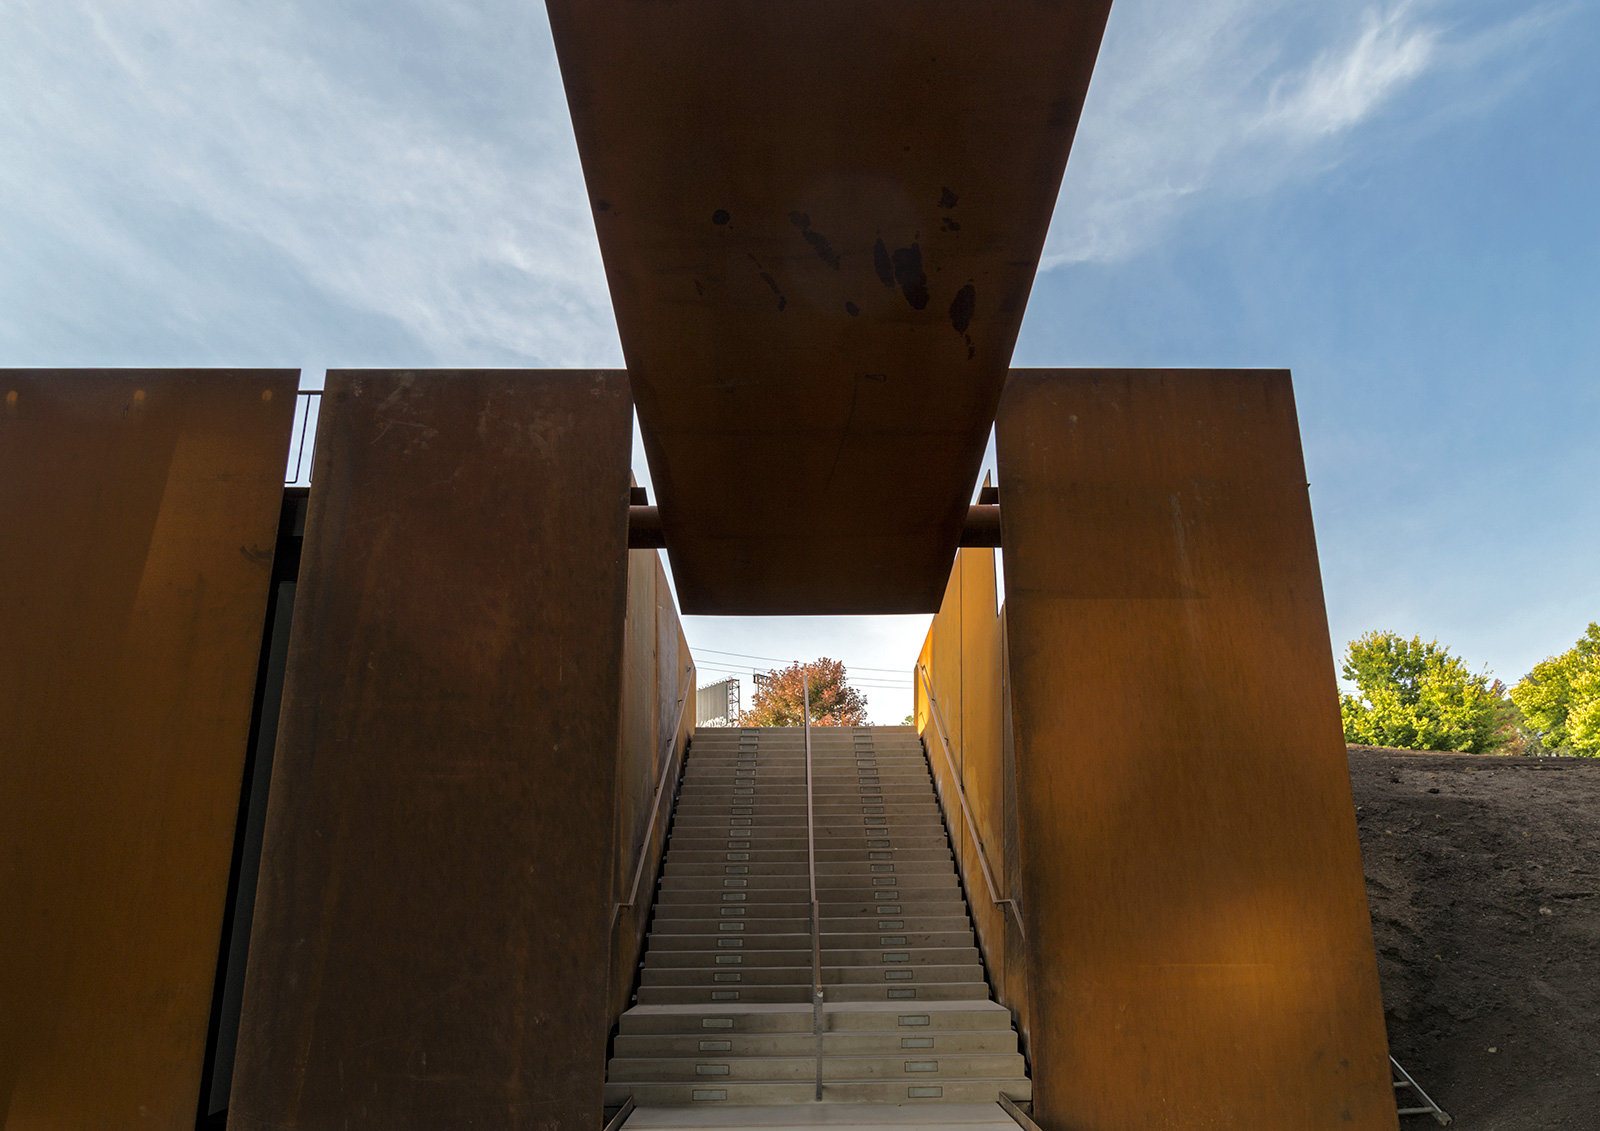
1350, 746, 1600, 1129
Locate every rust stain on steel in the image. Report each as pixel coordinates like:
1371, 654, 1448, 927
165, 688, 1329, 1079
0, 369, 297, 1129
227, 370, 633, 1130
997, 369, 1398, 1130
545, 0, 1113, 613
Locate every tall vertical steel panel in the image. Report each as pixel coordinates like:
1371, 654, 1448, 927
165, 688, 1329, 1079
227, 370, 633, 1130
0, 369, 297, 1129
997, 369, 1398, 1130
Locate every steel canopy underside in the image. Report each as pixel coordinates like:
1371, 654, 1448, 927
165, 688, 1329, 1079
547, 0, 1113, 614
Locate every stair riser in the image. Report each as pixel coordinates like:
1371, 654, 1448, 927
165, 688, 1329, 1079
601, 1080, 1032, 1105
644, 948, 980, 968
640, 966, 986, 988
635, 983, 994, 1005
649, 919, 976, 935
659, 876, 959, 892
659, 851, 947, 870
612, 1032, 1020, 1057
666, 835, 953, 849
617, 1005, 1015, 1036
607, 1054, 1026, 1083
646, 932, 979, 950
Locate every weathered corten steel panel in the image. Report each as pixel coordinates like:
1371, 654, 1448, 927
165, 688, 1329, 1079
228, 370, 633, 1131
917, 544, 1031, 1051
546, 0, 1114, 614
956, 546, 1013, 1027
608, 547, 696, 1023
0, 369, 296, 1129
997, 369, 1397, 1130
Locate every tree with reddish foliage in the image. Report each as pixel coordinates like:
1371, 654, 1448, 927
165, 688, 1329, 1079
738, 658, 868, 727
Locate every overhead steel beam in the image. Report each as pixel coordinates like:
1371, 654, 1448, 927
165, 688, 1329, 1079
626, 502, 1000, 548
547, 0, 1113, 613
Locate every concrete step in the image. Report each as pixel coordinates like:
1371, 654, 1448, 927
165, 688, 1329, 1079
673, 838, 944, 851
613, 1029, 1018, 1058
651, 904, 971, 921
664, 862, 956, 877
658, 874, 959, 891
617, 1001, 1015, 1035
607, 1053, 1026, 1084
648, 917, 976, 935
635, 982, 994, 1006
662, 851, 947, 870
665, 836, 953, 851
640, 965, 986, 988
682, 760, 929, 769
646, 932, 979, 951
603, 1078, 1030, 1106
672, 796, 939, 807
643, 947, 980, 969
673, 817, 941, 825
613, 1101, 1022, 1130
652, 890, 967, 907
681, 776, 928, 784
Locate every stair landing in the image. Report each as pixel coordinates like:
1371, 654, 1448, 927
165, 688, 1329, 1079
620, 1100, 1021, 1130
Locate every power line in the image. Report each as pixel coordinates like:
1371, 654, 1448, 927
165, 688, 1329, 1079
690, 657, 910, 681
690, 665, 912, 692
688, 645, 914, 675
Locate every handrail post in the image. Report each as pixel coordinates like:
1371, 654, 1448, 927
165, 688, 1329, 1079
804, 670, 823, 1102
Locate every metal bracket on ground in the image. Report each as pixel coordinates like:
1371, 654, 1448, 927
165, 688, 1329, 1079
999, 1092, 1043, 1131
601, 1095, 634, 1131
1392, 1056, 1452, 1125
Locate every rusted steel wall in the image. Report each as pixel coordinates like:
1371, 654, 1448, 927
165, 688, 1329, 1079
0, 369, 296, 1129
228, 370, 633, 1130
915, 540, 1032, 1054
608, 547, 696, 1022
997, 369, 1397, 1130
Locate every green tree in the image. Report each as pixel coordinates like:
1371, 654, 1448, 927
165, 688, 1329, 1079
1509, 622, 1600, 757
1339, 631, 1508, 753
738, 658, 868, 727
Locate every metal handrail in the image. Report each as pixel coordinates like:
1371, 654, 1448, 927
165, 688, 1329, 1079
803, 670, 823, 1101
915, 663, 1026, 943
611, 668, 696, 928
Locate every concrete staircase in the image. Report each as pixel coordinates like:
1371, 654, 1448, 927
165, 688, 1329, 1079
604, 725, 1030, 1108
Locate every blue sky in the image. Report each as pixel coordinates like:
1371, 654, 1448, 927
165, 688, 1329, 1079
4, 1, 1594, 723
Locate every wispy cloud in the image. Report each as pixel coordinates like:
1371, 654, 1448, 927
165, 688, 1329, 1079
0, 0, 621, 366
1045, 0, 1555, 267
1266, 5, 1440, 136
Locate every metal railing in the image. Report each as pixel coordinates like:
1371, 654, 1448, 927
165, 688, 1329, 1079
803, 670, 824, 1101
915, 663, 1026, 943
286, 390, 322, 486
611, 669, 696, 930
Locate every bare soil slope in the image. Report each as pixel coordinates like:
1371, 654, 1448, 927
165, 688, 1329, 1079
1350, 747, 1600, 1128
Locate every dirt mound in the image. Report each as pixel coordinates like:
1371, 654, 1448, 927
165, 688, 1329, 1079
1350, 746, 1600, 1128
